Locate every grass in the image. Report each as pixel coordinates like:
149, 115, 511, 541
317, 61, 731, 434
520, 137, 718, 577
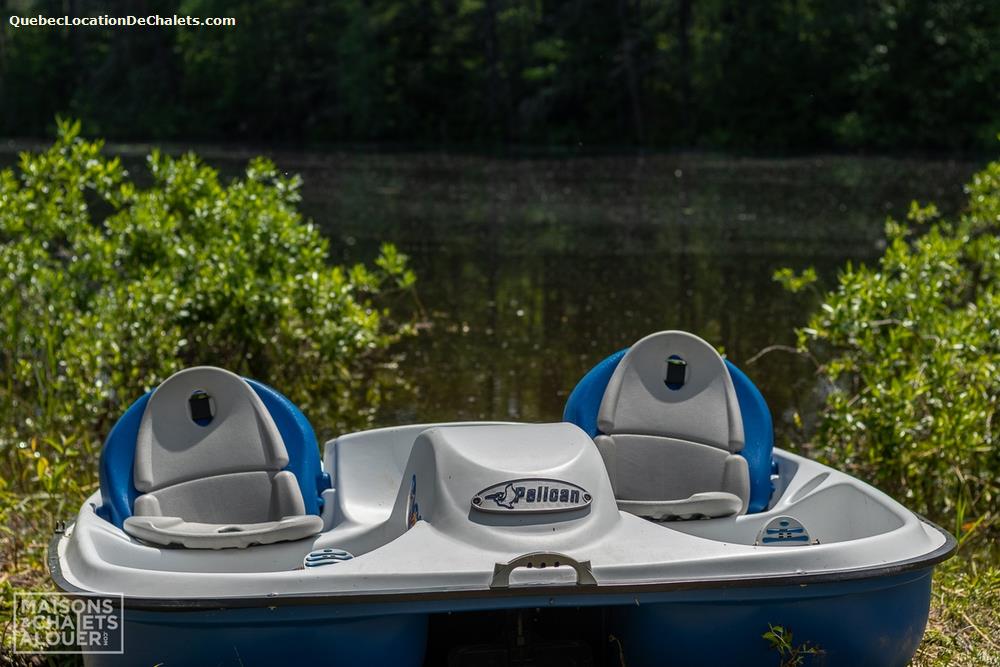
912, 533, 1000, 667
763, 623, 825, 666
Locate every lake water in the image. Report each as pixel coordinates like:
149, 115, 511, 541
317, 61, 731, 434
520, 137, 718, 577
1, 145, 980, 442
276, 152, 977, 441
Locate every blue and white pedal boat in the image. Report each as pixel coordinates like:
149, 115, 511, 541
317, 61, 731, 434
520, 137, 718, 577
49, 331, 954, 666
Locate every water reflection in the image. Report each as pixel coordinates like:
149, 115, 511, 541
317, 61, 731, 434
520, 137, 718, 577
4, 145, 972, 442
291, 153, 975, 443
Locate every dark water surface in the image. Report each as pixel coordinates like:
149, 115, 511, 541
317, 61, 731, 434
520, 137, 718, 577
277, 152, 977, 438
2, 145, 979, 440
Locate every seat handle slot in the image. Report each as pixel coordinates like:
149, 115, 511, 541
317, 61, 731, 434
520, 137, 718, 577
490, 551, 597, 589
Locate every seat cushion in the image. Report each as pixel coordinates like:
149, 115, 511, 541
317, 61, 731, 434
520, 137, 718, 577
130, 470, 304, 523
596, 434, 749, 517
124, 470, 321, 548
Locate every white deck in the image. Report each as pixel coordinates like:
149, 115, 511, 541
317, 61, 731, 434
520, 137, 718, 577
55, 422, 948, 601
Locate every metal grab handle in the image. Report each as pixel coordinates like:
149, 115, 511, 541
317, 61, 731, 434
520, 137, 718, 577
490, 551, 597, 589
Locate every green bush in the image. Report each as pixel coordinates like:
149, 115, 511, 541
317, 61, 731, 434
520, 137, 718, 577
777, 158, 999, 532
0, 120, 415, 606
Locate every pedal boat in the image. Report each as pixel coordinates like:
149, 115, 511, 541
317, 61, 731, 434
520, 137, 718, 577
49, 331, 954, 666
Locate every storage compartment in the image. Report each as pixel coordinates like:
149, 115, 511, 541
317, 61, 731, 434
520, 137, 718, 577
666, 480, 906, 546
785, 483, 905, 543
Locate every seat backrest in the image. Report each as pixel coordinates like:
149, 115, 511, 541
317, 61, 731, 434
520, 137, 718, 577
564, 330, 776, 516
598, 331, 744, 451
133, 367, 288, 493
97, 367, 331, 532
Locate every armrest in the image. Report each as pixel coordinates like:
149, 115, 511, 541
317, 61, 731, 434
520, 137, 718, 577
616, 492, 743, 521
123, 514, 323, 549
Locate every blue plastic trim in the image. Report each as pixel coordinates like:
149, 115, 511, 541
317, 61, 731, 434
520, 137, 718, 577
96, 392, 150, 528
246, 379, 330, 515
563, 349, 775, 513
562, 349, 627, 438
724, 360, 775, 513
97, 378, 328, 529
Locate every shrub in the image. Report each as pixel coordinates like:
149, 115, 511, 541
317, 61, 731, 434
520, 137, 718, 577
776, 158, 999, 531
0, 120, 415, 616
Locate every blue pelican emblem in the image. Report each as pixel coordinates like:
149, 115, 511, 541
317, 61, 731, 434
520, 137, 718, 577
484, 482, 519, 509
472, 478, 590, 514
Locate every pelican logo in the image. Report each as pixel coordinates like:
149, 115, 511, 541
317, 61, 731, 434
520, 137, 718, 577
472, 478, 591, 514
405, 474, 421, 529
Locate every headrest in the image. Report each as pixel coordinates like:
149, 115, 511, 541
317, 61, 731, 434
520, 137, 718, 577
597, 331, 744, 452
133, 367, 288, 492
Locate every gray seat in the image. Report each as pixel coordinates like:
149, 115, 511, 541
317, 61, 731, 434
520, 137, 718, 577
122, 367, 323, 549
595, 331, 750, 520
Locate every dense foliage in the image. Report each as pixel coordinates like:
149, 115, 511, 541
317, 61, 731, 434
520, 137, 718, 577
0, 121, 413, 594
2, 0, 997, 151
0, 118, 414, 444
777, 157, 999, 531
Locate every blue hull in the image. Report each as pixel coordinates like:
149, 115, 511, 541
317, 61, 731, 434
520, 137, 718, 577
613, 568, 933, 667
81, 568, 932, 666
85, 608, 428, 667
